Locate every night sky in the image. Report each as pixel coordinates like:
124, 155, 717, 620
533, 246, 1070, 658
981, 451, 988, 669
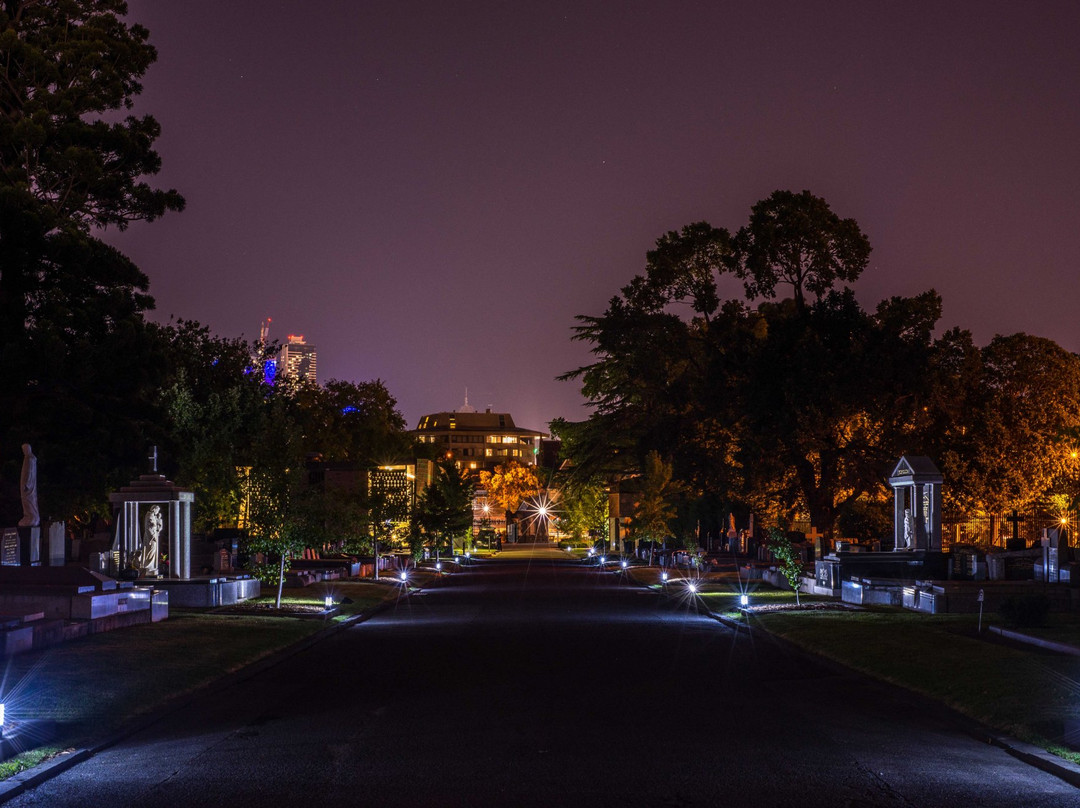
110, 1, 1080, 433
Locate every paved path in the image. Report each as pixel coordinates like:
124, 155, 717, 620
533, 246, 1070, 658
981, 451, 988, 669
8, 545, 1079, 807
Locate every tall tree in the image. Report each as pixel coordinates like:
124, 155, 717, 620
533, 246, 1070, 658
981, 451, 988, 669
726, 190, 870, 308
553, 472, 609, 544
290, 378, 409, 464
738, 290, 940, 534
929, 333, 1080, 515
0, 0, 183, 343
560, 192, 938, 539
417, 460, 474, 558
157, 321, 272, 533
629, 452, 683, 560
0, 0, 183, 521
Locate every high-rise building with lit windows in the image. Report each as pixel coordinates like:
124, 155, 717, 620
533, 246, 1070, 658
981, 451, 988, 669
279, 334, 317, 384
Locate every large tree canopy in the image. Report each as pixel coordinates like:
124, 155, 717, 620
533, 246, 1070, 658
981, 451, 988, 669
0, 0, 183, 522
559, 190, 1080, 538
0, 0, 183, 344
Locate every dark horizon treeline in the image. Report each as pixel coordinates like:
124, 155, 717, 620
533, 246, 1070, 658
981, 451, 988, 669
554, 191, 1080, 540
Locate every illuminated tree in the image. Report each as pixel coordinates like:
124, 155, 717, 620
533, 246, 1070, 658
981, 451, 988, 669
767, 528, 805, 606
930, 332, 1080, 514
554, 474, 609, 544
479, 462, 540, 518
630, 452, 683, 561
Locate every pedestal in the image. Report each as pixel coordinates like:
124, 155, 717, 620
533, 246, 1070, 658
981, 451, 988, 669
17, 525, 40, 565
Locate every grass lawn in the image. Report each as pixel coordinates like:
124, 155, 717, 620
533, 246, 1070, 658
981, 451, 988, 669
0, 580, 392, 781
242, 579, 389, 621
697, 586, 832, 616
745, 604, 1080, 764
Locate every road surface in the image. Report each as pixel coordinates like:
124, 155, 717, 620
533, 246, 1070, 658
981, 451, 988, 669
7, 544, 1078, 807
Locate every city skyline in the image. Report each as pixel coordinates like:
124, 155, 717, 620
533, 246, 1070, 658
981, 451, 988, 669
110, 1, 1080, 430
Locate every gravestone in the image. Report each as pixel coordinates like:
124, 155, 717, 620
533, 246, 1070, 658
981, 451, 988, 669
46, 521, 65, 566
1004, 511, 1027, 551
16, 526, 40, 565
1, 528, 17, 566
1037, 528, 1068, 583
806, 526, 828, 559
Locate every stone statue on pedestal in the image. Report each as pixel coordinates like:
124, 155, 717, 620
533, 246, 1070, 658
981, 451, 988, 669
132, 504, 162, 577
18, 443, 39, 528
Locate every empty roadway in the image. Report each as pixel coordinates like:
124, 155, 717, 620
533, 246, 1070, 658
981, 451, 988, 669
6, 544, 1078, 807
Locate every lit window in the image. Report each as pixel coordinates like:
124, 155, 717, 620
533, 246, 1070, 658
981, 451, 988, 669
502, 436, 516, 444
485, 449, 492, 457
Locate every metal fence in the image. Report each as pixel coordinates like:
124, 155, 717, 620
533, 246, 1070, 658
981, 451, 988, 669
942, 510, 1075, 550
788, 512, 1076, 551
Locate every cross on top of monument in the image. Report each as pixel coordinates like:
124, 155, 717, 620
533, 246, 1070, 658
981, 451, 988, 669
148, 445, 159, 474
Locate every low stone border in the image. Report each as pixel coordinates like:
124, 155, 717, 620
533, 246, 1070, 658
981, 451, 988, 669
988, 625, 1080, 657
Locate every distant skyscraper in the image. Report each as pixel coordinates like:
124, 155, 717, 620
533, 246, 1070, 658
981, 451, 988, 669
279, 334, 317, 384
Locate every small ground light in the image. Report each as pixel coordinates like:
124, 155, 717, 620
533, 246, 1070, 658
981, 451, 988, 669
599, 556, 606, 565
465, 551, 471, 558
740, 594, 749, 607
661, 571, 669, 583
324, 595, 333, 609
435, 561, 442, 571
0, 702, 5, 734
620, 560, 627, 569
688, 582, 698, 594
399, 571, 408, 583
588, 548, 594, 556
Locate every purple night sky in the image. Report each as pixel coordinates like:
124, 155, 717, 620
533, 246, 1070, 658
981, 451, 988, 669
111, 1, 1080, 433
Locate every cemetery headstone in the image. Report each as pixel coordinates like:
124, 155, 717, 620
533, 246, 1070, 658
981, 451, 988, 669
1, 528, 17, 566
47, 522, 65, 566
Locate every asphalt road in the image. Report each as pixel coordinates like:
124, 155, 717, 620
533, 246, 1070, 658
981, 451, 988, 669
7, 544, 1079, 807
